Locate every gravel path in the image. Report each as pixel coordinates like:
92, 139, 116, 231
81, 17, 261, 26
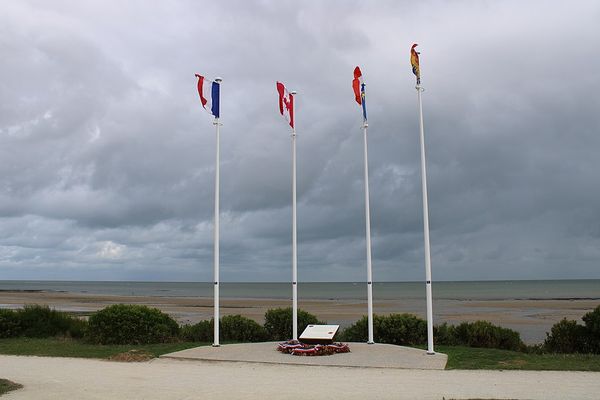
1, 355, 599, 399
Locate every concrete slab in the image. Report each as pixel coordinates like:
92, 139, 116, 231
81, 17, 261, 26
160, 342, 447, 370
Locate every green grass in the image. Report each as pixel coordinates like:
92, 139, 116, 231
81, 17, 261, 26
2, 338, 600, 371
0, 338, 204, 359
437, 345, 600, 371
0, 379, 23, 396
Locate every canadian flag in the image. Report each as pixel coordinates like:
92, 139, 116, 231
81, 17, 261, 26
276, 81, 294, 129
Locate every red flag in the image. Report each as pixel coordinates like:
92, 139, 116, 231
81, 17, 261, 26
276, 81, 294, 129
195, 74, 208, 108
352, 67, 363, 105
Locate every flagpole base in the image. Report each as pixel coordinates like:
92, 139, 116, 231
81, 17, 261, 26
426, 351, 435, 355
212, 344, 220, 348
367, 341, 375, 345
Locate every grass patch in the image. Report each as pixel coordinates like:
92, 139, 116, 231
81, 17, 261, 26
0, 338, 204, 360
2, 338, 600, 372
437, 345, 600, 371
0, 379, 23, 396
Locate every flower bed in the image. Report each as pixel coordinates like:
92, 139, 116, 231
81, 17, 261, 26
277, 340, 350, 356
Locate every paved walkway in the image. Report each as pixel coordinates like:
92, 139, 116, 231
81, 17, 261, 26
2, 355, 600, 399
161, 342, 448, 369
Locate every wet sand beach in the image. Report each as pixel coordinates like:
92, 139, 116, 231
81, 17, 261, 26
1, 290, 597, 343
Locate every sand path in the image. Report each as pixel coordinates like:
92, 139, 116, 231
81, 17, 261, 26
1, 355, 599, 399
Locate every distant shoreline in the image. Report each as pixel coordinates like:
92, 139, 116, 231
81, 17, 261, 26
1, 289, 600, 303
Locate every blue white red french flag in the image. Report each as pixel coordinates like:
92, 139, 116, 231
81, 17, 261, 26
195, 74, 220, 118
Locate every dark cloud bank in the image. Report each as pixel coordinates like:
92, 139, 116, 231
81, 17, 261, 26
1, 0, 599, 282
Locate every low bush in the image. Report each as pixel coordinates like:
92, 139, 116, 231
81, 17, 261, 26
523, 343, 545, 354
582, 305, 600, 353
180, 316, 268, 343
341, 316, 523, 351
340, 314, 427, 345
220, 315, 268, 342
264, 308, 323, 341
544, 318, 589, 354
434, 322, 457, 345
87, 304, 179, 345
13, 305, 86, 339
180, 320, 213, 342
338, 316, 369, 342
452, 321, 524, 351
378, 314, 427, 345
0, 309, 21, 338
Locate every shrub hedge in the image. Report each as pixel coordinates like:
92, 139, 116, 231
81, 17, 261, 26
582, 305, 600, 353
221, 315, 268, 342
543, 318, 588, 353
263, 307, 323, 341
544, 306, 600, 354
451, 320, 524, 351
4, 303, 598, 355
340, 314, 524, 351
433, 322, 457, 345
340, 314, 428, 345
0, 309, 21, 338
87, 304, 179, 345
180, 320, 212, 342
0, 305, 86, 339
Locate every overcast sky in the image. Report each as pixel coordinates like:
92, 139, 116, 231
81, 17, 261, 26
1, 0, 599, 282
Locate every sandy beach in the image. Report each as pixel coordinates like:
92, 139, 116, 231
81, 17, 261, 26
1, 290, 597, 343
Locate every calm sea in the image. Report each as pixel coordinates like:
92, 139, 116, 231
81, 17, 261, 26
1, 280, 599, 300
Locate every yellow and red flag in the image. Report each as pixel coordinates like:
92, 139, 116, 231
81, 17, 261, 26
411, 43, 421, 85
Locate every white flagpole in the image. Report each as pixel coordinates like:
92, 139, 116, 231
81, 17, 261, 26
212, 77, 222, 347
416, 83, 435, 355
291, 90, 298, 341
362, 119, 374, 344
290, 91, 299, 341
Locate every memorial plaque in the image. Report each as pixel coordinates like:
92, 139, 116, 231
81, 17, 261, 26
299, 324, 340, 344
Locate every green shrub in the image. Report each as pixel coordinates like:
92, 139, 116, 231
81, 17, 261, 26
582, 305, 600, 353
340, 314, 427, 345
220, 315, 268, 342
523, 343, 545, 354
180, 320, 213, 342
339, 316, 370, 342
434, 322, 457, 345
544, 318, 588, 354
264, 308, 324, 341
0, 309, 21, 338
16, 305, 86, 339
181, 316, 267, 343
342, 317, 523, 351
377, 314, 427, 345
66, 318, 88, 339
453, 320, 524, 351
87, 304, 179, 345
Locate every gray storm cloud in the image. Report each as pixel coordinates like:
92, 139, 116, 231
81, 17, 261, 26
1, 0, 599, 281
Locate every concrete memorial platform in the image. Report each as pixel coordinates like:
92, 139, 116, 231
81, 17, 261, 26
161, 342, 447, 370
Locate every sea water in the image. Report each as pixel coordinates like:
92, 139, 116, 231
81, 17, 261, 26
1, 279, 599, 300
